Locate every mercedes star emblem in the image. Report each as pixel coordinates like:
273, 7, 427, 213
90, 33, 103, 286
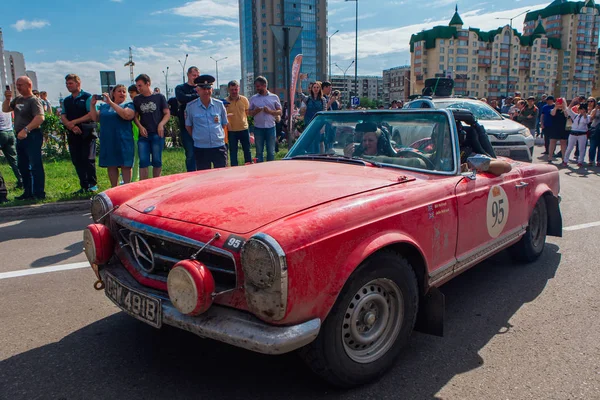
129, 233, 155, 273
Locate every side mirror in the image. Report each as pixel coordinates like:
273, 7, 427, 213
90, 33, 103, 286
501, 113, 511, 119
461, 170, 477, 180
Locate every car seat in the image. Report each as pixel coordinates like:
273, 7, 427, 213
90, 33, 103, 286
450, 109, 495, 158
378, 124, 398, 157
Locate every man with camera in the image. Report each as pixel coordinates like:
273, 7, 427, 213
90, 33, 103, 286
2, 76, 46, 200
61, 73, 98, 193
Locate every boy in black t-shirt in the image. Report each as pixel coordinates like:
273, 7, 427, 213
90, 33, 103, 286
133, 74, 170, 180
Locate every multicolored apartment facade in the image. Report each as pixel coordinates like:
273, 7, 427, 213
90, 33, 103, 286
409, 0, 600, 99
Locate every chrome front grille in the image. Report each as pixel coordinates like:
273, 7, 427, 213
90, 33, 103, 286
111, 215, 237, 292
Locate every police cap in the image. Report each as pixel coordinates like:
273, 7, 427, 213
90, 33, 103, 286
194, 75, 216, 88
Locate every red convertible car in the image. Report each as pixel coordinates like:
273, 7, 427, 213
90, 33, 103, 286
83, 109, 561, 387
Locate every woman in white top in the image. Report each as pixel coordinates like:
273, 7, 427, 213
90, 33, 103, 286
559, 99, 590, 167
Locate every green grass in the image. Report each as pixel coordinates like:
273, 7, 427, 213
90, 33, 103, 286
0, 145, 289, 207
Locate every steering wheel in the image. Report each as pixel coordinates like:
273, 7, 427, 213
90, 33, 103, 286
395, 150, 435, 169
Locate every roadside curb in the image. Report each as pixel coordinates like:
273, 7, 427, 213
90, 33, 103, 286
0, 199, 90, 221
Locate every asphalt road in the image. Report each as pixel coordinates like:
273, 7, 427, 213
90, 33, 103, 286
1, 148, 599, 400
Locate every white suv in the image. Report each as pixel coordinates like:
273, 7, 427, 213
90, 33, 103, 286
405, 97, 535, 162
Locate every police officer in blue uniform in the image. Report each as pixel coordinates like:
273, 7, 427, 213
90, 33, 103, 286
184, 75, 229, 170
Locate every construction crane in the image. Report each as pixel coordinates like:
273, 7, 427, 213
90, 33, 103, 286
124, 47, 135, 84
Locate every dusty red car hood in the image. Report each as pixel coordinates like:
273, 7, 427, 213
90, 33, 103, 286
126, 160, 407, 234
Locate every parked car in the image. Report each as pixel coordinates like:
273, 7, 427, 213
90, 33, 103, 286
83, 109, 561, 387
404, 97, 535, 161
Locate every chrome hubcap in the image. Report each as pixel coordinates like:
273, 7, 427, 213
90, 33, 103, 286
342, 278, 403, 364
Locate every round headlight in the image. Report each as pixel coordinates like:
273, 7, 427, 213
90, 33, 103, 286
91, 194, 112, 223
241, 239, 276, 288
83, 223, 114, 265
167, 260, 215, 316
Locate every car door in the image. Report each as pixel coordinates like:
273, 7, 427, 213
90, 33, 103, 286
454, 166, 527, 266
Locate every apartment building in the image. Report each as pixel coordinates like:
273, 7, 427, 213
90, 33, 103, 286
409, 6, 577, 99
330, 75, 383, 103
523, 0, 599, 99
238, 0, 328, 98
383, 66, 411, 104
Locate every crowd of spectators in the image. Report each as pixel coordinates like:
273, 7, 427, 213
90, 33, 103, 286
482, 93, 600, 168
3, 72, 600, 204
1, 69, 297, 202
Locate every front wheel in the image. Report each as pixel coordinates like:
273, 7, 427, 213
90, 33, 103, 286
299, 251, 419, 388
509, 197, 548, 262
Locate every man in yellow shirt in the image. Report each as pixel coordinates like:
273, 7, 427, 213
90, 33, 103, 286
225, 80, 252, 166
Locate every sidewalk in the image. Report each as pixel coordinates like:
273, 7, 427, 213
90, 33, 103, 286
0, 199, 90, 221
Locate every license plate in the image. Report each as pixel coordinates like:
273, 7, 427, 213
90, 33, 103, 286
495, 148, 510, 157
105, 272, 162, 328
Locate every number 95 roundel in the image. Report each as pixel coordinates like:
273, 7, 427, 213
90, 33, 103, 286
486, 185, 509, 238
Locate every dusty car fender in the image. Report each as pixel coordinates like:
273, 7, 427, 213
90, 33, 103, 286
332, 230, 428, 299
531, 183, 562, 237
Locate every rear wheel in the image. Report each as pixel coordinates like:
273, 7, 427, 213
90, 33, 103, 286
509, 197, 548, 262
299, 251, 418, 388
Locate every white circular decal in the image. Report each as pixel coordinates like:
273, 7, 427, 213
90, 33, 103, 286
486, 185, 509, 238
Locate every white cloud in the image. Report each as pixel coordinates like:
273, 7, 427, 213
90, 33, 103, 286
30, 39, 242, 105
158, 0, 239, 19
11, 19, 50, 32
338, 13, 377, 23
205, 19, 239, 28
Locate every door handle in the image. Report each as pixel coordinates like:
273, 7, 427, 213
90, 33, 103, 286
515, 182, 529, 189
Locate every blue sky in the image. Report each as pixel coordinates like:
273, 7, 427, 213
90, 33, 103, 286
1, 0, 552, 103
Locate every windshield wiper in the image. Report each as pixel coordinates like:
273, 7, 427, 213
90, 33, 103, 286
289, 154, 383, 168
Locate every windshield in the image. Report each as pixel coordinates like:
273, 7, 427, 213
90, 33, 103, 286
285, 111, 457, 173
434, 100, 503, 121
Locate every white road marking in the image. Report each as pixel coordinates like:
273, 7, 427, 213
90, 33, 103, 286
0, 262, 90, 280
563, 221, 600, 232
0, 219, 24, 229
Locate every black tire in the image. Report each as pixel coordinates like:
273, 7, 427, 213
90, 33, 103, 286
299, 250, 419, 388
509, 197, 548, 262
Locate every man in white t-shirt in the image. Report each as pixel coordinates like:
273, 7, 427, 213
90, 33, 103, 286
248, 76, 281, 162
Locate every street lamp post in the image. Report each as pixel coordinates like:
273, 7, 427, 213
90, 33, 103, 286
328, 29, 339, 81
335, 60, 355, 108
402, 75, 412, 98
210, 56, 228, 92
162, 66, 169, 97
178, 54, 189, 83
345, 0, 358, 98
496, 9, 530, 98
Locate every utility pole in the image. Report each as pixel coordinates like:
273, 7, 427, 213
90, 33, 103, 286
124, 47, 135, 84
345, 0, 359, 98
178, 54, 189, 83
162, 67, 169, 97
210, 56, 228, 91
328, 30, 339, 81
496, 9, 530, 98
335, 60, 355, 108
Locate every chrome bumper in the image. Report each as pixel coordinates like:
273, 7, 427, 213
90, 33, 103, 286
98, 263, 321, 355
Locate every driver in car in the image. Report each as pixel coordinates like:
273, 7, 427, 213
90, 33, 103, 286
344, 122, 381, 157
